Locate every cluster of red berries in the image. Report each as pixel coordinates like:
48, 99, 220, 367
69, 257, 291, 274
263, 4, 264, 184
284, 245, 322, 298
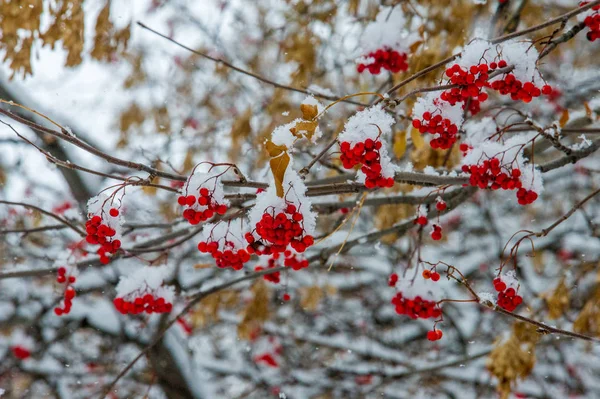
462, 158, 521, 189
246, 203, 314, 255
581, 2, 600, 41
441, 63, 491, 115
85, 210, 121, 265
388, 273, 398, 287
461, 157, 538, 205
178, 187, 228, 225
426, 329, 443, 341
54, 267, 76, 316
490, 75, 549, 104
422, 269, 441, 281
113, 294, 173, 315
198, 240, 251, 270
411, 112, 459, 150
431, 224, 443, 241
12, 346, 31, 360
357, 48, 408, 74
493, 278, 523, 312
391, 293, 442, 319
339, 139, 395, 189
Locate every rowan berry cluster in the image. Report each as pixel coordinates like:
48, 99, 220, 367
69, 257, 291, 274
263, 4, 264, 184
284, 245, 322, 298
54, 266, 76, 316
581, 2, 600, 41
85, 210, 121, 265
113, 294, 173, 315
391, 292, 442, 319
493, 277, 523, 312
357, 48, 409, 74
339, 139, 395, 188
178, 187, 228, 225
246, 203, 314, 256
461, 157, 538, 205
441, 63, 490, 115
198, 240, 251, 270
411, 111, 459, 150
490, 72, 549, 104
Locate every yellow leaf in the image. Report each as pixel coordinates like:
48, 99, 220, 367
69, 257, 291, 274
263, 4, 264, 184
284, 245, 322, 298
266, 140, 290, 198
300, 103, 318, 120
393, 130, 407, 158
290, 120, 318, 140
410, 127, 426, 150
559, 109, 569, 128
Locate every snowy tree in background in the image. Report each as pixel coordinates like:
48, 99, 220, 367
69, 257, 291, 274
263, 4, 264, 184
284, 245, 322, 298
1, 0, 600, 398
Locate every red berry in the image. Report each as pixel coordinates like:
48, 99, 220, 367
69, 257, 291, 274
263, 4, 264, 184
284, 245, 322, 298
109, 208, 119, 217
283, 293, 291, 301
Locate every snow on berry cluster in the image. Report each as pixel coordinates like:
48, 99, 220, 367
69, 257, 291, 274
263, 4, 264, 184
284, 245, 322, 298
247, 170, 316, 256
113, 266, 174, 315
86, 194, 122, 265
198, 220, 251, 270
390, 279, 442, 320
412, 39, 552, 150
177, 168, 229, 225
493, 271, 523, 312
580, 2, 600, 42
441, 62, 490, 115
10, 330, 35, 360
356, 6, 420, 75
486, 40, 551, 103
461, 128, 543, 205
338, 105, 396, 188
54, 265, 77, 316
412, 92, 463, 150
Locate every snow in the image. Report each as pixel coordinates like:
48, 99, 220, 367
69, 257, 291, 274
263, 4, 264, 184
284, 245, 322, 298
413, 92, 464, 127
248, 168, 317, 238
359, 6, 421, 54
201, 218, 248, 250
338, 105, 395, 144
463, 117, 497, 147
115, 265, 175, 304
183, 165, 231, 209
87, 192, 124, 239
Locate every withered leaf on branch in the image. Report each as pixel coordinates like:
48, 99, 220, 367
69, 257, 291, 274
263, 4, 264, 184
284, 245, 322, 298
487, 322, 541, 399
266, 140, 290, 198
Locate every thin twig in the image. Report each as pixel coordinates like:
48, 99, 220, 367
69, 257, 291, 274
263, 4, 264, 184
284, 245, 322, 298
136, 22, 369, 107
0, 200, 85, 236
